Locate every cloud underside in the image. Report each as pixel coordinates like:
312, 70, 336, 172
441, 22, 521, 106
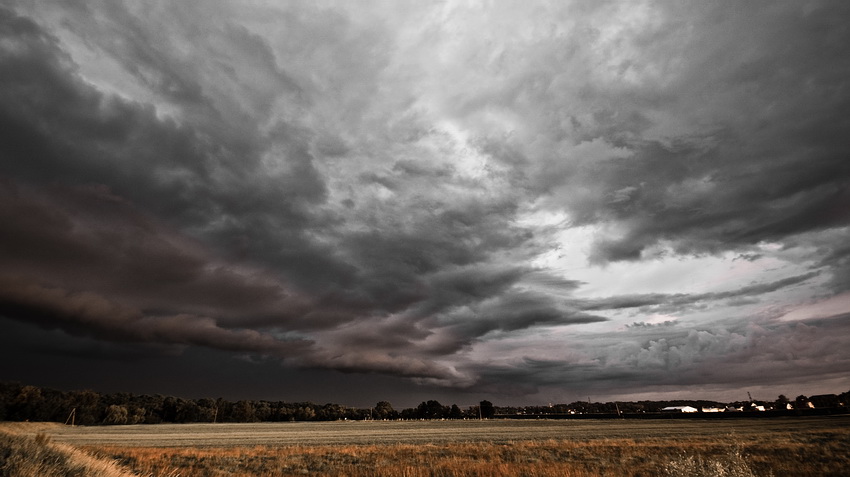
469, 313, 850, 398
1, 1, 850, 397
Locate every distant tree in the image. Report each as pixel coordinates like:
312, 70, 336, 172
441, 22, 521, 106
479, 400, 495, 419
195, 398, 217, 422
795, 395, 811, 409
374, 401, 395, 420
416, 400, 447, 419
253, 401, 272, 422
295, 405, 316, 421
9, 385, 45, 421
232, 400, 257, 422
318, 403, 345, 420
70, 390, 102, 425
271, 402, 295, 421
449, 404, 463, 419
103, 405, 128, 425
215, 398, 232, 422
128, 406, 146, 424
161, 396, 179, 422
775, 394, 790, 410
177, 400, 202, 422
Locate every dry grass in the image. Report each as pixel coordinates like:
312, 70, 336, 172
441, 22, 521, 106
40, 417, 850, 447
0, 423, 136, 477
85, 431, 850, 477
6, 417, 849, 477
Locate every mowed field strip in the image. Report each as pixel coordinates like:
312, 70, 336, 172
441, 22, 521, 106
43, 415, 850, 447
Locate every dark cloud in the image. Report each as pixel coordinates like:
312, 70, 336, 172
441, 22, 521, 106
444, 290, 607, 338
0, 181, 312, 324
0, 276, 312, 356
1, 1, 849, 404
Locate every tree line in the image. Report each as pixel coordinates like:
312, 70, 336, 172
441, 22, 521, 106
1, 382, 846, 426
0, 382, 494, 426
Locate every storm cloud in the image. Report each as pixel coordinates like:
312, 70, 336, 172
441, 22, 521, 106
1, 1, 849, 405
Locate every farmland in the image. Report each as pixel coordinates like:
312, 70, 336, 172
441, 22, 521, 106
4, 416, 850, 476
41, 415, 850, 446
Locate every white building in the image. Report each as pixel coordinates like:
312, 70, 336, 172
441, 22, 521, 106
661, 406, 698, 413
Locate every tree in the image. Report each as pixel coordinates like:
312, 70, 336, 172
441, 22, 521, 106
10, 385, 45, 421
318, 403, 345, 421
70, 390, 102, 425
196, 398, 218, 422
103, 405, 128, 425
128, 406, 146, 424
161, 396, 179, 422
295, 405, 316, 421
416, 400, 447, 419
775, 394, 790, 410
374, 401, 396, 420
177, 400, 201, 422
479, 400, 495, 419
449, 404, 463, 419
232, 400, 256, 422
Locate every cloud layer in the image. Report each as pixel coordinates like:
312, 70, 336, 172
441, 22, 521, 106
2, 0, 849, 404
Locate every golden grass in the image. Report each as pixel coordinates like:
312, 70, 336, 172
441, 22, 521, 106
0, 423, 136, 477
40, 417, 850, 447
85, 432, 850, 477
6, 418, 849, 477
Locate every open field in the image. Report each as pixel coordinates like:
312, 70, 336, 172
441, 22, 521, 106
38, 415, 850, 446
4, 416, 850, 476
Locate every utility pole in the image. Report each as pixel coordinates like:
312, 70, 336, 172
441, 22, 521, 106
65, 408, 76, 426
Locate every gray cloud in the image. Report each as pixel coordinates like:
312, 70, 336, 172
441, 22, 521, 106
1, 1, 849, 404
574, 271, 821, 313
468, 312, 850, 401
0, 276, 312, 356
439, 1, 850, 271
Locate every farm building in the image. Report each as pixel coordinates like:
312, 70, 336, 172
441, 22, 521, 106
809, 394, 841, 408
661, 406, 698, 413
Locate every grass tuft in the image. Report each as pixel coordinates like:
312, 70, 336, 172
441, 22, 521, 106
663, 446, 772, 477
0, 426, 136, 477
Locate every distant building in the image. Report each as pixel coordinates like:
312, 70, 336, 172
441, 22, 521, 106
661, 406, 698, 413
809, 394, 841, 408
701, 407, 724, 413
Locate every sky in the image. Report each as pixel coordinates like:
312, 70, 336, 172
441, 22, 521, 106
1, 0, 849, 409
